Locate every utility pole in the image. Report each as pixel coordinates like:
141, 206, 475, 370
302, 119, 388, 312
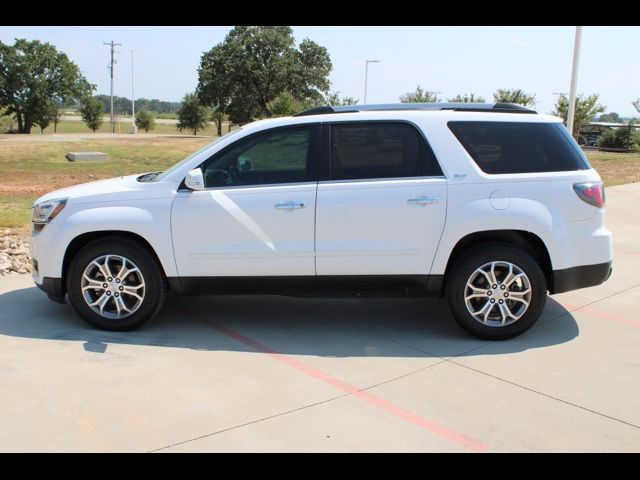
567, 26, 583, 138
104, 40, 122, 134
364, 59, 381, 104
130, 49, 137, 134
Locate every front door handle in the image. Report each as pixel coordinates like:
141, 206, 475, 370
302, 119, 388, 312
275, 201, 306, 210
407, 196, 439, 206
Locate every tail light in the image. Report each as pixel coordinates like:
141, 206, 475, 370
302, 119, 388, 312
573, 182, 605, 208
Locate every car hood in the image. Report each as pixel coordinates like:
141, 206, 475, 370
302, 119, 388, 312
34, 174, 147, 205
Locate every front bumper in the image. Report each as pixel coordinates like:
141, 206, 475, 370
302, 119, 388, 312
35, 277, 66, 304
551, 260, 613, 294
31, 221, 66, 303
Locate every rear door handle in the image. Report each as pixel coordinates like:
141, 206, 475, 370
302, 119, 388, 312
407, 196, 439, 206
274, 201, 305, 210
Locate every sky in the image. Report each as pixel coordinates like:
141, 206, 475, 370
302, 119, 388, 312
1, 26, 638, 116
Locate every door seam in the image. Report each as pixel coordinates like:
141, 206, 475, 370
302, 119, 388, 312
313, 181, 319, 275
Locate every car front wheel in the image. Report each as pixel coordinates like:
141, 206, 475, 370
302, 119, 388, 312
67, 237, 166, 331
447, 243, 547, 340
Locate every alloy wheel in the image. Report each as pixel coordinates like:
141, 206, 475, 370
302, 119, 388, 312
464, 260, 532, 327
81, 254, 146, 319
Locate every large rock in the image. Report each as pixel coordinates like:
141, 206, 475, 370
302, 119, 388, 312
0, 234, 32, 275
66, 152, 108, 162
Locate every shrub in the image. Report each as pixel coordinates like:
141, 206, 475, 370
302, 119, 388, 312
79, 97, 104, 132
177, 93, 211, 135
0, 113, 15, 133
267, 91, 302, 117
597, 127, 640, 150
135, 109, 156, 132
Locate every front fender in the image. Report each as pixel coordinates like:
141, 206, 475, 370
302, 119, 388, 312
36, 199, 177, 278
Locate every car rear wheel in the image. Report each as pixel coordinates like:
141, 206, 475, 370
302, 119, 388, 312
67, 237, 166, 331
446, 243, 547, 340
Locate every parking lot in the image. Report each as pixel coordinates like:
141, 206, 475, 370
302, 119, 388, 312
0, 183, 639, 452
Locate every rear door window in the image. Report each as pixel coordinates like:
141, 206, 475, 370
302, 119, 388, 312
448, 121, 590, 174
329, 122, 443, 180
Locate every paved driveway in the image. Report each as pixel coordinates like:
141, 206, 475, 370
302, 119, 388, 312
1, 184, 639, 452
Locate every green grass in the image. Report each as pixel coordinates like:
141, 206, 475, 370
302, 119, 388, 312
0, 137, 212, 177
585, 151, 640, 186
0, 195, 33, 228
155, 113, 179, 120
0, 136, 213, 230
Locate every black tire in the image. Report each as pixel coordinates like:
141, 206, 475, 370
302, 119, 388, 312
66, 237, 166, 331
446, 243, 547, 340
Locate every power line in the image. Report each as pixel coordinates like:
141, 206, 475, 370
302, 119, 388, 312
104, 40, 122, 134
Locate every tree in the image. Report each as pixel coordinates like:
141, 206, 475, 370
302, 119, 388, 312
267, 91, 303, 117
197, 26, 332, 125
633, 99, 640, 115
492, 88, 536, 107
135, 109, 156, 133
448, 93, 485, 103
51, 105, 62, 133
324, 91, 358, 106
0, 108, 14, 133
197, 44, 234, 135
399, 86, 440, 103
177, 93, 211, 135
79, 97, 104, 132
33, 100, 58, 133
210, 107, 228, 136
34, 116, 50, 134
598, 112, 622, 123
552, 93, 606, 138
597, 127, 640, 150
0, 39, 94, 133
288, 38, 333, 105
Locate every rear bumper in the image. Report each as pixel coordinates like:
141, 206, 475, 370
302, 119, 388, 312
35, 277, 66, 304
551, 261, 612, 294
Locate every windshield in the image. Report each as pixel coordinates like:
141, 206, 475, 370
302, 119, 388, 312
152, 128, 244, 182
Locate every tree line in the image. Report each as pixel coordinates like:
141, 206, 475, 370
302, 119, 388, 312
91, 95, 182, 115
395, 85, 639, 148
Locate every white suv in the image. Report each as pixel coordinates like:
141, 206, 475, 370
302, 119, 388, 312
30, 103, 613, 339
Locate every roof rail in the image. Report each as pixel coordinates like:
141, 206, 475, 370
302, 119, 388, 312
293, 102, 537, 117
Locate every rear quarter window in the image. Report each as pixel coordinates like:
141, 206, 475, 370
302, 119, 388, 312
448, 121, 590, 174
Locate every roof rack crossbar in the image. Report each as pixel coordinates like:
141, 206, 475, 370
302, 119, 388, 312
293, 102, 537, 117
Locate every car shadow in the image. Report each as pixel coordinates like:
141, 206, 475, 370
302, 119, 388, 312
0, 286, 579, 359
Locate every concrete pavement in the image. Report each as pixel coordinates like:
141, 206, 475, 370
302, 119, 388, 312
0, 183, 639, 452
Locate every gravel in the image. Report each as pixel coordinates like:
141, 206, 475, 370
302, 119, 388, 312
0, 230, 32, 276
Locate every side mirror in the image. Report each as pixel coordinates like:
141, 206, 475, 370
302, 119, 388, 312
184, 168, 205, 191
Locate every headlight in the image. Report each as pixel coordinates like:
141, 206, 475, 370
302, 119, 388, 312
32, 198, 67, 224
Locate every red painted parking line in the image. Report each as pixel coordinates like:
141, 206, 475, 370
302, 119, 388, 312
560, 302, 640, 327
203, 320, 488, 452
